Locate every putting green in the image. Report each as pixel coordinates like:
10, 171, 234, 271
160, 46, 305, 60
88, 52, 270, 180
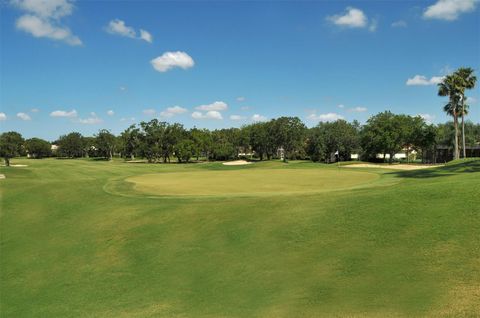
124, 168, 379, 197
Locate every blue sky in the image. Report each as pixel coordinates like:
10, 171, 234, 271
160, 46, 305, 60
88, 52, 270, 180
1, 0, 479, 140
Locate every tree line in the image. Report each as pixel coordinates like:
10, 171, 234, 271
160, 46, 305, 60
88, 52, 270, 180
1, 111, 479, 166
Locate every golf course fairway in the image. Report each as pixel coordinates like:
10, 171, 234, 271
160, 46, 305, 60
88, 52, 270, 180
1, 158, 479, 317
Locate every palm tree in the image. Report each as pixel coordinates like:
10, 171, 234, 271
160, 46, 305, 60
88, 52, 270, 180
454, 67, 477, 158
438, 74, 462, 160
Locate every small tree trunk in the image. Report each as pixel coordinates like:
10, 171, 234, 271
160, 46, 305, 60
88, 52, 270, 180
5, 157, 10, 167
454, 114, 459, 160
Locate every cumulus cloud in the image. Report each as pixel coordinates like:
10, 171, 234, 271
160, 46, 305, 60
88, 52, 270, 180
230, 115, 246, 121
251, 114, 268, 122
406, 75, 445, 86
107, 110, 114, 116
337, 104, 345, 109
151, 51, 195, 72
327, 7, 368, 28
50, 109, 77, 117
17, 112, 31, 120
139, 29, 153, 43
423, 0, 478, 21
78, 113, 103, 125
159, 105, 188, 118
106, 19, 135, 38
236, 96, 245, 102
16, 14, 81, 45
307, 112, 344, 122
348, 106, 368, 112
418, 113, 436, 124
191, 111, 223, 120
195, 101, 228, 111
12, 0, 82, 46
0, 113, 6, 121
30, 108, 39, 112
240, 106, 250, 111
142, 108, 156, 116
105, 19, 153, 43
391, 20, 407, 27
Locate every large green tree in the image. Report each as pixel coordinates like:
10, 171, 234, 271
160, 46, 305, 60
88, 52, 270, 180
0, 131, 24, 166
95, 129, 116, 160
271, 117, 307, 162
57, 132, 84, 158
25, 138, 51, 159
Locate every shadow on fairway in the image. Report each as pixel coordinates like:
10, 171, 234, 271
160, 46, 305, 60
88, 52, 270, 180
388, 159, 480, 179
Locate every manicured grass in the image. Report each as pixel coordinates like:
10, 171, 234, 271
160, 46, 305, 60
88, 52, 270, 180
1, 158, 479, 317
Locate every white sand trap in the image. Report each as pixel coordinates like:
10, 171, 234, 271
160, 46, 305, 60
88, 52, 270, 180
0, 174, 5, 179
222, 160, 252, 166
1, 164, 28, 167
344, 163, 440, 170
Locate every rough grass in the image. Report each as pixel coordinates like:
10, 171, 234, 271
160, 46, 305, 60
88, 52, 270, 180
0, 158, 479, 317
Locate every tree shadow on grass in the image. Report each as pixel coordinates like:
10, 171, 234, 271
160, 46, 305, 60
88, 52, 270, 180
388, 159, 480, 179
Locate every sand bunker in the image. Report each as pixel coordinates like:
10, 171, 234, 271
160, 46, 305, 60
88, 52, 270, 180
0, 174, 5, 179
1, 164, 28, 167
344, 163, 440, 170
222, 160, 252, 166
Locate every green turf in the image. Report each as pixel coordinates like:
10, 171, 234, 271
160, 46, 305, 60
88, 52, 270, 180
1, 158, 479, 317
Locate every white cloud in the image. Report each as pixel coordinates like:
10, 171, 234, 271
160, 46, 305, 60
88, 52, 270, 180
139, 29, 152, 43
12, 0, 81, 46
307, 112, 344, 122
406, 75, 445, 86
142, 108, 156, 116
105, 19, 153, 43
240, 106, 250, 111
191, 111, 223, 120
418, 113, 436, 124
106, 19, 135, 38
107, 110, 114, 116
195, 101, 228, 111
159, 105, 188, 118
120, 86, 127, 91
0, 113, 6, 121
78, 114, 103, 125
11, 0, 73, 19
151, 51, 195, 72
30, 108, 39, 112
251, 114, 268, 122
120, 117, 135, 122
337, 104, 345, 109
391, 20, 407, 27
327, 7, 368, 28
16, 14, 82, 46
17, 112, 31, 120
230, 115, 246, 121
236, 96, 245, 102
348, 106, 368, 112
423, 0, 478, 21
50, 109, 77, 117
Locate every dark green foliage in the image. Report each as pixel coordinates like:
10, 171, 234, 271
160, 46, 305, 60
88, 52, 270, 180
95, 129, 116, 160
0, 131, 24, 166
57, 132, 84, 158
306, 120, 360, 163
25, 138, 51, 159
